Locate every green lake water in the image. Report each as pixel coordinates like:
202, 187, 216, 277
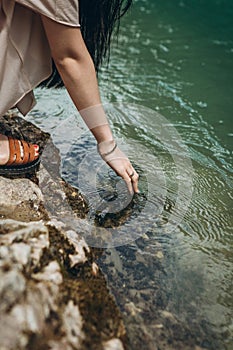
28, 0, 232, 348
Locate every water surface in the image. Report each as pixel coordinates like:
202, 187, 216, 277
28, 0, 233, 348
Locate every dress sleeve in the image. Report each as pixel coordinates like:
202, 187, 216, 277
15, 0, 80, 27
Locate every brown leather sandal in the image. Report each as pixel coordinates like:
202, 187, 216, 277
0, 137, 40, 176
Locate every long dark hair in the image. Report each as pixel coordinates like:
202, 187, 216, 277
41, 0, 132, 88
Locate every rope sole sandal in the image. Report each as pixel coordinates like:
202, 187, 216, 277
0, 137, 41, 176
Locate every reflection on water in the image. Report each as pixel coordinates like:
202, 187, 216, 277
27, 0, 232, 348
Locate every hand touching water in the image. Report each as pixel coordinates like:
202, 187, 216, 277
98, 139, 139, 194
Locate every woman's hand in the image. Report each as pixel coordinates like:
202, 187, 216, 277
98, 139, 139, 194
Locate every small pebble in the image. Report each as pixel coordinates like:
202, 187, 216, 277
103, 338, 124, 350
91, 262, 99, 276
153, 324, 164, 329
155, 251, 164, 259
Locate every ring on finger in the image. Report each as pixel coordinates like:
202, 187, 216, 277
129, 171, 134, 178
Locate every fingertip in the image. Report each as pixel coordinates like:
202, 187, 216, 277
133, 183, 140, 194
127, 183, 134, 195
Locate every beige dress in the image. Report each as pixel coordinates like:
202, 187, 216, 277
0, 0, 80, 117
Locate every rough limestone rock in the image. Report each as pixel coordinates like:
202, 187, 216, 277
0, 177, 44, 221
0, 114, 126, 350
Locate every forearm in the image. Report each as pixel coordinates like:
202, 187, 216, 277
56, 56, 113, 143
55, 55, 99, 110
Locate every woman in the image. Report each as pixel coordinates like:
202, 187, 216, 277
0, 0, 139, 193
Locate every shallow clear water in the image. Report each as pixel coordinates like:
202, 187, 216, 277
27, 0, 232, 348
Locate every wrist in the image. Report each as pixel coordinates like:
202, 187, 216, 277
97, 139, 117, 157
92, 124, 113, 144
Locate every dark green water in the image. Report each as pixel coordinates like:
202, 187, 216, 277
29, 0, 232, 348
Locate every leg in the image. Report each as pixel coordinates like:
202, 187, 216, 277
0, 134, 10, 165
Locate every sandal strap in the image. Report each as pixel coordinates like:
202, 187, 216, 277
6, 137, 38, 166
21, 140, 30, 164
25, 141, 37, 163
7, 138, 22, 165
